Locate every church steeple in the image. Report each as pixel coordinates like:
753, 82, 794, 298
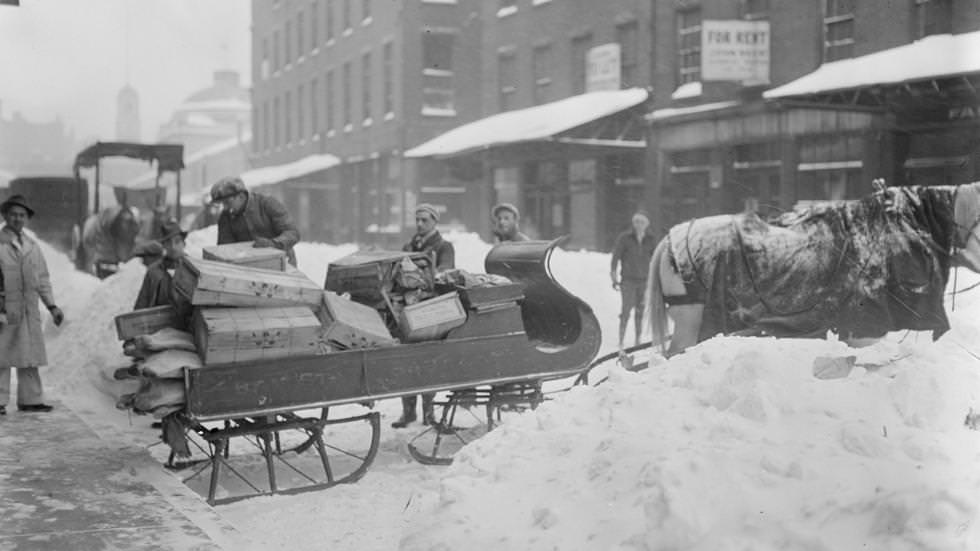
115, 84, 141, 141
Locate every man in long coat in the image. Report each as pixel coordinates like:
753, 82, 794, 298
210, 177, 301, 266
0, 195, 64, 414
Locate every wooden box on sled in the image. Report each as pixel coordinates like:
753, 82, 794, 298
397, 291, 467, 343
114, 305, 178, 341
192, 306, 329, 365
319, 291, 398, 350
175, 256, 322, 308
324, 251, 433, 306
456, 283, 524, 310
202, 242, 287, 271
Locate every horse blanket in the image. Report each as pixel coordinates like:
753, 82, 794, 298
667, 186, 958, 342
81, 205, 134, 264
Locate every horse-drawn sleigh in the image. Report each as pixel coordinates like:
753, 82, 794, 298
125, 239, 601, 505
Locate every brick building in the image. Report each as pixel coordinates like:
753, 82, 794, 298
250, 0, 482, 245
646, 0, 980, 234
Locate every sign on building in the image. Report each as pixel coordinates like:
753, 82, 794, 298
586, 43, 621, 92
701, 20, 770, 85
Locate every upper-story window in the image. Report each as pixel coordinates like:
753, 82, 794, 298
498, 0, 517, 18
617, 20, 639, 88
741, 0, 769, 20
273, 29, 281, 72
570, 32, 592, 94
362, 0, 372, 24
421, 31, 456, 116
362, 51, 373, 123
532, 43, 553, 104
311, 2, 319, 48
311, 77, 319, 138
383, 41, 395, 118
498, 50, 517, 111
325, 0, 334, 42
285, 19, 293, 66
261, 38, 270, 80
343, 0, 352, 34
343, 61, 352, 130
325, 68, 335, 133
285, 90, 293, 144
296, 11, 305, 60
677, 8, 702, 85
297, 83, 306, 140
824, 0, 855, 62
914, 0, 952, 38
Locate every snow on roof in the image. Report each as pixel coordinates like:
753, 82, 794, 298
239, 153, 341, 189
765, 31, 980, 99
405, 88, 649, 159
647, 100, 741, 122
0, 169, 13, 187
176, 98, 251, 112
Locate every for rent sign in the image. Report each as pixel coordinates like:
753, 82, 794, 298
701, 20, 770, 84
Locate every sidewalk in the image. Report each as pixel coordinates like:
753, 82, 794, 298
0, 401, 249, 551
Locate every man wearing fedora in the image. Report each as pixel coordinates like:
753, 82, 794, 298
491, 203, 530, 243
0, 195, 64, 414
134, 219, 191, 325
391, 203, 455, 428
210, 177, 300, 266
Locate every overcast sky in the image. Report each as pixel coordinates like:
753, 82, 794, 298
0, 0, 251, 142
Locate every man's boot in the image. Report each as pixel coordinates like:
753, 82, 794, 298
421, 393, 437, 426
391, 396, 418, 428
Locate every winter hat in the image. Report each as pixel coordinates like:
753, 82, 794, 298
210, 177, 247, 203
632, 210, 650, 223
158, 219, 188, 242
415, 203, 440, 222
0, 194, 35, 217
491, 203, 520, 219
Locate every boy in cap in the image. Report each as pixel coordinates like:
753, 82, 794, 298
491, 203, 530, 243
133, 220, 190, 325
391, 203, 455, 428
610, 210, 656, 352
210, 176, 301, 266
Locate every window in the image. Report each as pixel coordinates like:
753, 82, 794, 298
261, 38, 270, 80
325, 0, 334, 42
824, 0, 855, 62
498, 51, 517, 111
617, 21, 638, 88
797, 134, 864, 201
286, 19, 293, 65
362, 51, 373, 123
343, 0, 352, 33
362, 0, 372, 23
311, 78, 319, 137
343, 61, 352, 129
741, 0, 769, 19
570, 33, 592, 94
285, 90, 293, 143
383, 41, 395, 117
273, 96, 281, 146
311, 1, 318, 47
297, 83, 305, 140
497, 0, 517, 17
422, 31, 456, 115
732, 142, 782, 215
532, 43, 553, 104
273, 29, 281, 71
297, 11, 304, 59
326, 68, 335, 132
677, 8, 701, 85
915, 0, 952, 38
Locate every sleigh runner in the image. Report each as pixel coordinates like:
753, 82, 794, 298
116, 239, 601, 505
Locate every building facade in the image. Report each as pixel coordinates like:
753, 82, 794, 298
646, 0, 980, 235
0, 101, 76, 177
158, 70, 251, 156
250, 0, 482, 245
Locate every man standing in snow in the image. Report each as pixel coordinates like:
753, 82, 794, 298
392, 203, 455, 428
210, 176, 301, 266
0, 195, 64, 415
491, 203, 530, 243
610, 211, 656, 352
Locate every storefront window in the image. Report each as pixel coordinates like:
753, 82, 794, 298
733, 142, 782, 216
797, 134, 864, 202
665, 149, 712, 228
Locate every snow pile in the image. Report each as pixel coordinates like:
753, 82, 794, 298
401, 331, 980, 550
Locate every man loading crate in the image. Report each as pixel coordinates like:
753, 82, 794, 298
391, 203, 455, 428
209, 176, 301, 266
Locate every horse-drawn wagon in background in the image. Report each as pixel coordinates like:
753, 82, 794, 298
115, 238, 602, 505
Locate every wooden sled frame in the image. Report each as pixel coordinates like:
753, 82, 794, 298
173, 408, 381, 506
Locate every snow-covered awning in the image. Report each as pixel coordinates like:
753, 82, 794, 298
239, 153, 341, 189
405, 88, 649, 159
765, 31, 980, 100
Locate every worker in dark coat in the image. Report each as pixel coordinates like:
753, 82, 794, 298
133, 220, 191, 328
392, 203, 456, 428
610, 211, 656, 351
491, 203, 531, 243
0, 195, 64, 414
210, 177, 301, 266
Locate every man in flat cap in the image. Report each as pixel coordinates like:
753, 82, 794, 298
491, 203, 530, 243
392, 203, 455, 428
134, 219, 189, 317
610, 210, 656, 352
0, 195, 64, 414
210, 176, 300, 266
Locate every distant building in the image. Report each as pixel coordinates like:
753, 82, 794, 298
0, 100, 75, 177
115, 84, 141, 141
158, 69, 251, 156
646, 0, 980, 234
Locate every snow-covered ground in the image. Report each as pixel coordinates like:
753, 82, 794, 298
33, 228, 980, 550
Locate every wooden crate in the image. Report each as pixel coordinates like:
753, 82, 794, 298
456, 283, 525, 310
397, 291, 467, 342
114, 305, 178, 341
319, 291, 398, 349
324, 251, 432, 305
193, 306, 328, 365
175, 256, 322, 308
203, 242, 287, 271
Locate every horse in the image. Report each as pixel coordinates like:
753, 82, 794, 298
645, 182, 980, 357
75, 205, 142, 279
